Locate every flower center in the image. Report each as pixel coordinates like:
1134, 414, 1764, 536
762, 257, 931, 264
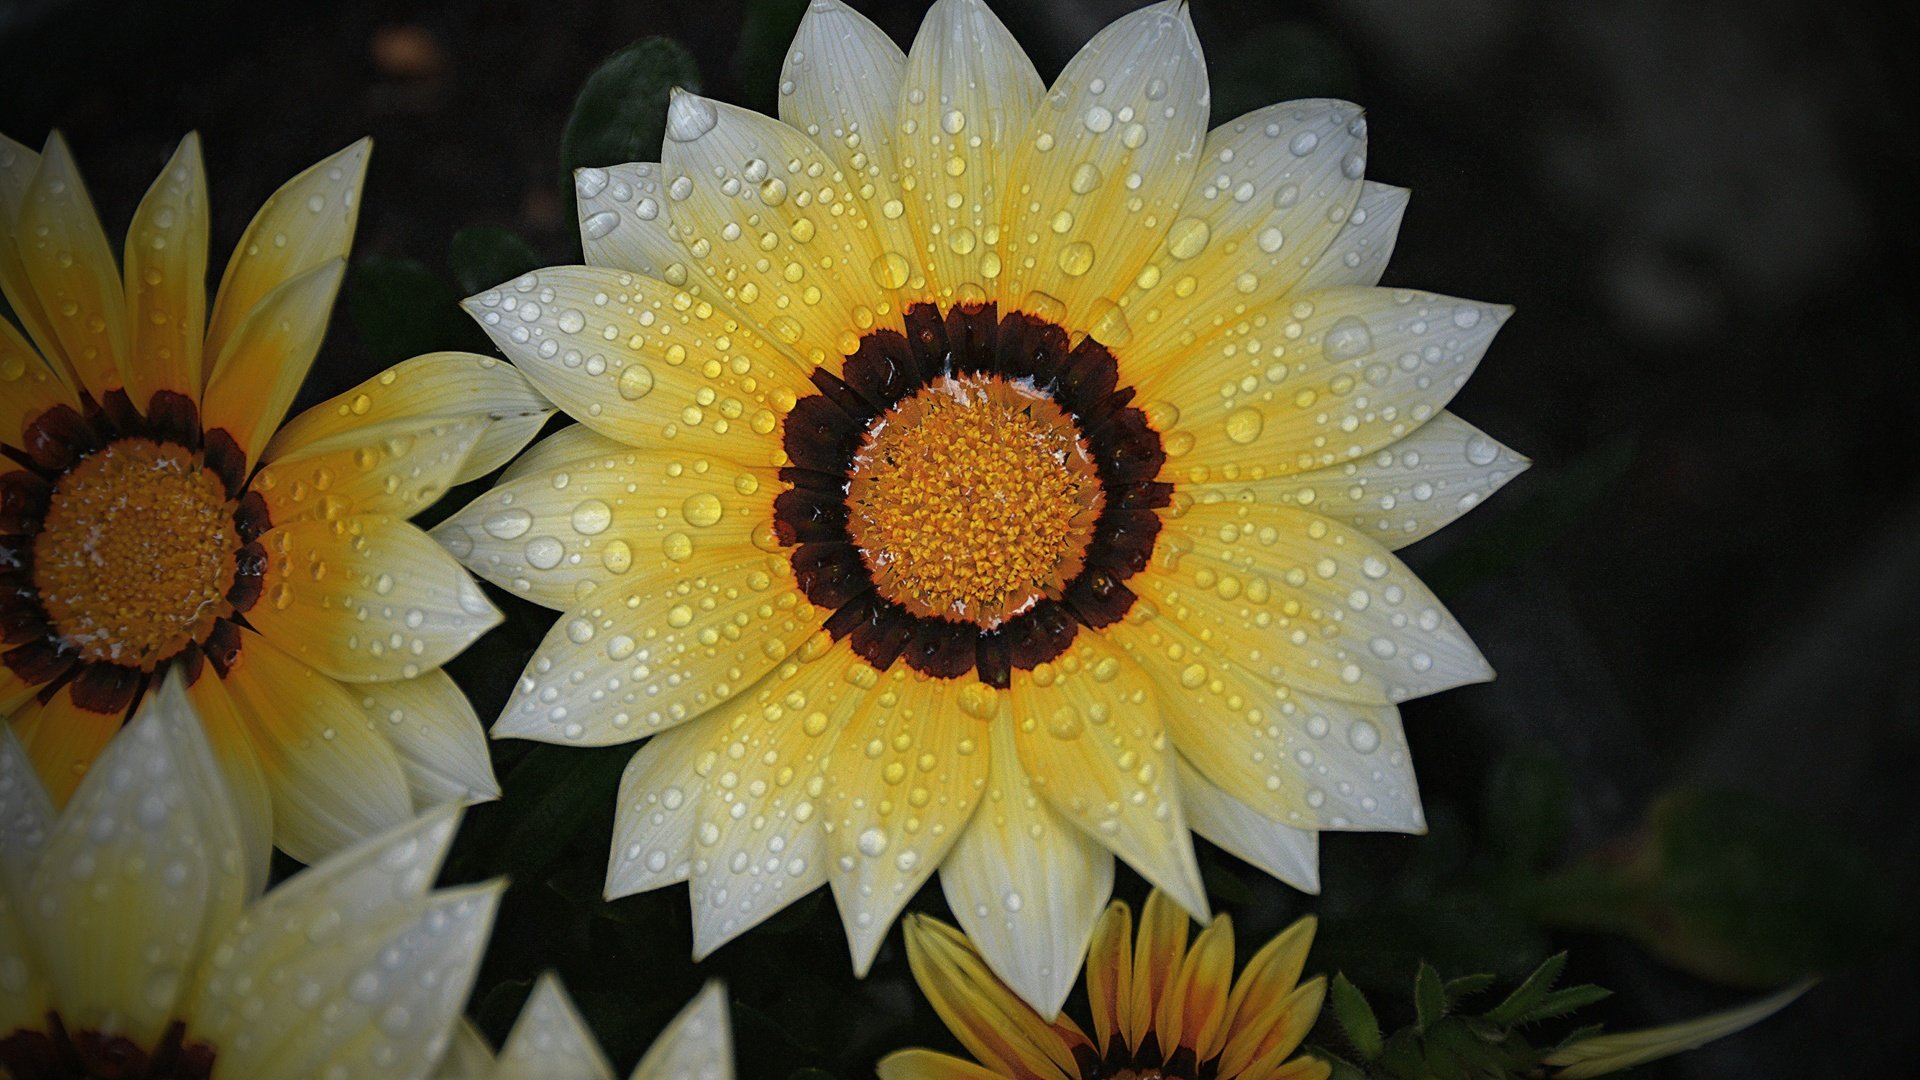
846, 374, 1104, 628
32, 438, 239, 669
0, 1015, 215, 1079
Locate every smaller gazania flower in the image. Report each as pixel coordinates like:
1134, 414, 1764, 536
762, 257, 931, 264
434, 974, 732, 1080
0, 674, 503, 1080
0, 131, 552, 874
884, 890, 1327, 1080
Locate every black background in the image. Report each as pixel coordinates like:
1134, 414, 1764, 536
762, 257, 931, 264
2, 0, 1914, 1076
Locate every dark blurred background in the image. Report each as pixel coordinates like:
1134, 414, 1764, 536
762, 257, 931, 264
3, 0, 1913, 1076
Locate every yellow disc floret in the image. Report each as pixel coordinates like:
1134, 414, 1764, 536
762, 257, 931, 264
33, 438, 239, 668
847, 375, 1104, 627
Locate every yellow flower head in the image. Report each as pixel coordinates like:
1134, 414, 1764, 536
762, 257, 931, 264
0, 675, 502, 1079
443, 0, 1523, 1011
0, 132, 554, 875
884, 889, 1327, 1080
434, 976, 733, 1080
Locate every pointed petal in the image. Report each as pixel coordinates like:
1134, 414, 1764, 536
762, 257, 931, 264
432, 442, 780, 611
483, 553, 815, 748
1128, 889, 1190, 1054
0, 133, 71, 394
1219, 977, 1325, 1077
660, 91, 891, 367
689, 639, 860, 958
496, 972, 616, 1080
0, 313, 79, 449
184, 671, 278, 896
902, 914, 1090, 1080
250, 514, 501, 683
124, 132, 210, 406
11, 681, 122, 808
940, 723, 1113, 1019
897, 0, 1043, 304
1220, 915, 1315, 1063
433, 1020, 497, 1079
576, 162, 681, 278
1008, 638, 1207, 919
25, 675, 245, 1046
11, 133, 131, 401
1085, 898, 1133, 1052
348, 670, 500, 807
496, 423, 627, 486
201, 257, 347, 468
1121, 100, 1368, 363
606, 723, 708, 898
218, 627, 414, 862
255, 413, 489, 525
264, 351, 555, 486
824, 670, 988, 975
0, 729, 55, 1031
876, 1050, 1010, 1080
1142, 501, 1490, 705
631, 981, 734, 1080
194, 880, 502, 1080
779, 0, 919, 289
1157, 913, 1236, 1060
204, 138, 370, 364
999, 0, 1209, 333
461, 266, 813, 457
1190, 411, 1528, 551
1543, 980, 1814, 1079
1298, 181, 1409, 291
1137, 286, 1510, 477
1176, 756, 1319, 894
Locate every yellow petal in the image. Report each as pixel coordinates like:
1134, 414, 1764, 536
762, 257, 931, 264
204, 138, 370, 364
346, 670, 500, 808
201, 257, 347, 469
689, 638, 862, 957
876, 1049, 1011, 1080
24, 676, 245, 1047
998, 0, 1208, 335
1219, 915, 1318, 1075
123, 132, 210, 406
824, 668, 989, 974
940, 723, 1114, 1019
0, 729, 53, 1034
1008, 636, 1207, 918
1297, 181, 1410, 292
1085, 898, 1133, 1052
902, 913, 1089, 1080
433, 1020, 498, 1079
1176, 755, 1319, 894
462, 266, 813, 459
217, 626, 414, 862
0, 133, 72, 395
254, 413, 488, 526
661, 91, 894, 366
265, 350, 555, 485
1128, 888, 1191, 1054
1219, 976, 1325, 1077
632, 982, 735, 1080
184, 669, 277, 896
12, 133, 131, 402
897, 0, 1043, 305
1157, 912, 1236, 1060
496, 422, 627, 485
576, 162, 681, 277
11, 681, 121, 809
1119, 100, 1367, 364
0, 313, 78, 448
249, 514, 501, 683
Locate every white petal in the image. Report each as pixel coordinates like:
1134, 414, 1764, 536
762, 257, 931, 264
352, 671, 502, 808
939, 728, 1114, 1019
1176, 756, 1319, 894
630, 982, 733, 1080
432, 1019, 498, 1079
24, 675, 246, 1045
0, 727, 54, 1032
606, 725, 707, 898
1297, 181, 1409, 291
576, 163, 681, 279
496, 972, 616, 1080
496, 422, 629, 486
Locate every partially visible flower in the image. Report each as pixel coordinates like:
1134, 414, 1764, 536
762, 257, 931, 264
0, 674, 502, 1079
882, 890, 1327, 1080
434, 973, 732, 1080
1543, 980, 1813, 1079
0, 131, 553, 876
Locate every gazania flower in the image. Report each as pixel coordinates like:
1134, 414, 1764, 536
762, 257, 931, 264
0, 675, 502, 1080
0, 131, 552, 873
883, 889, 1327, 1080
434, 974, 732, 1080
442, 0, 1522, 1012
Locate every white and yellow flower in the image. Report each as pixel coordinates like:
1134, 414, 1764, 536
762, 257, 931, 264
435, 975, 732, 1080
0, 131, 554, 875
442, 0, 1522, 1014
0, 674, 502, 1079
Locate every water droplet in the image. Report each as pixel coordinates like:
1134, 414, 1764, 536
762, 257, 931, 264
1324, 316, 1373, 360
1166, 217, 1211, 260
1226, 407, 1264, 444
617, 365, 655, 400
666, 93, 720, 142
682, 492, 725, 527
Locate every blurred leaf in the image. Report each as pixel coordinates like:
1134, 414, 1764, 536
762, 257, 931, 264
1521, 787, 1897, 987
482, 743, 631, 882
1484, 753, 1573, 873
1201, 855, 1256, 907
1330, 973, 1384, 1061
1520, 984, 1612, 1024
1483, 952, 1566, 1026
560, 35, 701, 241
451, 224, 544, 297
1412, 963, 1447, 1029
347, 255, 467, 367
735, 0, 808, 113
1442, 972, 1496, 1004
1208, 21, 1360, 127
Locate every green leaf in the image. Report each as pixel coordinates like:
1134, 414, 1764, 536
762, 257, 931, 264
485, 743, 631, 881
450, 225, 544, 297
561, 36, 700, 195
1484, 752, 1573, 872
1413, 963, 1448, 1030
1483, 952, 1567, 1026
1519, 984, 1613, 1025
1329, 972, 1384, 1061
1443, 972, 1497, 1005
735, 0, 809, 113
347, 255, 466, 367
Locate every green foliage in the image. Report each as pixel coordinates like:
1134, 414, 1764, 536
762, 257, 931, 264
1208, 22, 1360, 127
347, 255, 471, 366
735, 0, 810, 114
558, 36, 702, 247
1315, 954, 1611, 1080
449, 225, 544, 297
